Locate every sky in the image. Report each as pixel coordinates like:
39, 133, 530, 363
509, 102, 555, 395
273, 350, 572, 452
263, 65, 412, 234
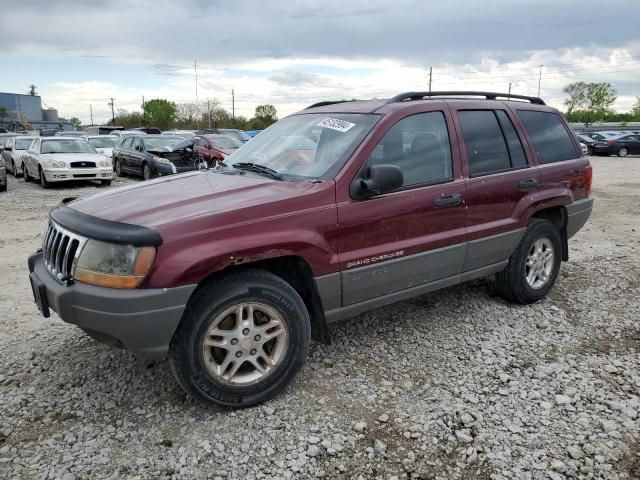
2, 0, 640, 125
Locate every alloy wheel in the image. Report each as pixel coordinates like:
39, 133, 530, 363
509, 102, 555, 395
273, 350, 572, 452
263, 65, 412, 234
525, 238, 554, 289
618, 148, 628, 157
202, 302, 288, 385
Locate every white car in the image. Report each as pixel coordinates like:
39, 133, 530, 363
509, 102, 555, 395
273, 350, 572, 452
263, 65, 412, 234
1, 136, 35, 176
22, 138, 113, 188
83, 135, 119, 159
580, 142, 589, 156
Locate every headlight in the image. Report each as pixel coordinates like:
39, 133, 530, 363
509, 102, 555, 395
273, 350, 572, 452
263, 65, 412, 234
74, 239, 156, 289
152, 155, 171, 165
49, 160, 66, 168
100, 158, 112, 167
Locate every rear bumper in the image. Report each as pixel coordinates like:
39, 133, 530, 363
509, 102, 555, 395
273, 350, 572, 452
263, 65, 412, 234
566, 197, 593, 238
28, 252, 196, 360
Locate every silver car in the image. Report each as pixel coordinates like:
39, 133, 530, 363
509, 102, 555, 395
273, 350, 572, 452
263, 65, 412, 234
1, 136, 36, 176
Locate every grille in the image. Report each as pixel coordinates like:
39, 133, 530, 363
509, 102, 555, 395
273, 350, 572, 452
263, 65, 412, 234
70, 161, 96, 168
42, 221, 88, 282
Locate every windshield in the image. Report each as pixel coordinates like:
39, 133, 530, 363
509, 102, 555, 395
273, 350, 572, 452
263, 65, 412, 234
0, 137, 12, 147
210, 136, 243, 149
41, 139, 97, 154
15, 139, 33, 149
228, 113, 379, 179
88, 137, 117, 148
144, 137, 181, 150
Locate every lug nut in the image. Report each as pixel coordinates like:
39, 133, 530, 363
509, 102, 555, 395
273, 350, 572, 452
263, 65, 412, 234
254, 335, 261, 341
230, 338, 238, 345
250, 349, 257, 355
242, 328, 250, 335
235, 351, 242, 358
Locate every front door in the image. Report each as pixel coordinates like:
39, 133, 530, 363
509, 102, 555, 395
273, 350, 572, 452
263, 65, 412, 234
337, 110, 467, 306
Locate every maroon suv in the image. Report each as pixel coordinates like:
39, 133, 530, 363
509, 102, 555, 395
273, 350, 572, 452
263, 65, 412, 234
28, 91, 593, 407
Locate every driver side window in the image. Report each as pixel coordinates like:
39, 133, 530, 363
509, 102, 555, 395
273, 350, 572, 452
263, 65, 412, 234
132, 137, 142, 151
365, 111, 453, 188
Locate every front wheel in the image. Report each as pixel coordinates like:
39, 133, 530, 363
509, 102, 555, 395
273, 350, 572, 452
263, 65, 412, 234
114, 159, 125, 177
495, 219, 562, 304
142, 163, 151, 181
618, 148, 629, 158
39, 168, 50, 189
169, 269, 311, 407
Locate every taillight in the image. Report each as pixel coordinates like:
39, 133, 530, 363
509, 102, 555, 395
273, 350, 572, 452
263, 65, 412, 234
607, 140, 615, 146
584, 164, 593, 197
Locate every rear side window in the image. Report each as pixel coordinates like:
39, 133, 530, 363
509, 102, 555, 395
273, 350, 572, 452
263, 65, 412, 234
459, 111, 511, 176
517, 110, 578, 164
496, 111, 527, 168
365, 111, 453, 187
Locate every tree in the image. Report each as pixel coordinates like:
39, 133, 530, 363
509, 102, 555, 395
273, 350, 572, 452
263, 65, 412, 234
69, 117, 82, 130
247, 104, 278, 130
585, 82, 617, 121
0, 106, 7, 125
632, 97, 640, 118
175, 102, 204, 129
563, 82, 588, 115
141, 99, 177, 130
28, 84, 37, 96
113, 109, 143, 129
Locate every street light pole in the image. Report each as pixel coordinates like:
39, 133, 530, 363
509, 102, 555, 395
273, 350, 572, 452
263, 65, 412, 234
537, 65, 544, 97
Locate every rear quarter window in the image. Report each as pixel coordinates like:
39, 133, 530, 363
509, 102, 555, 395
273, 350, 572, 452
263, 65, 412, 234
517, 110, 578, 164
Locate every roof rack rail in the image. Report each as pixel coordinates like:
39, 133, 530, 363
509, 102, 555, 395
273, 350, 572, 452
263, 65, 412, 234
386, 91, 545, 105
305, 100, 354, 109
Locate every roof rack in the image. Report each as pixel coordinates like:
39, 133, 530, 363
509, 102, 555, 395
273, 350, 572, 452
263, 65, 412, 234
386, 91, 545, 105
305, 100, 354, 109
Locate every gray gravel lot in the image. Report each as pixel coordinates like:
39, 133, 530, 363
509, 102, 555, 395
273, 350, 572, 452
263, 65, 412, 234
0, 158, 639, 480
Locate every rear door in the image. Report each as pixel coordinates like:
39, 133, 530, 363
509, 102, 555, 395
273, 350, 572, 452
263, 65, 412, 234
453, 107, 538, 271
337, 109, 467, 306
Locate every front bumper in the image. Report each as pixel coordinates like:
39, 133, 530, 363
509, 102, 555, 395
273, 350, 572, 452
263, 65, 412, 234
153, 162, 200, 176
28, 252, 196, 360
566, 197, 593, 238
43, 167, 113, 182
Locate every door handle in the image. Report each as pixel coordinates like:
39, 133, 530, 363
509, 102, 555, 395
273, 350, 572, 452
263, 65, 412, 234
433, 193, 462, 208
518, 178, 538, 190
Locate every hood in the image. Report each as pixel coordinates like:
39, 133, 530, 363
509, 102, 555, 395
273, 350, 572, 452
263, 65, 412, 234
94, 147, 113, 156
68, 171, 316, 230
42, 153, 106, 163
148, 137, 196, 153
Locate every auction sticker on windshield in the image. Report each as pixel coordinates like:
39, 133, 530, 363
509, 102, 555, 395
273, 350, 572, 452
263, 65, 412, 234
316, 118, 356, 133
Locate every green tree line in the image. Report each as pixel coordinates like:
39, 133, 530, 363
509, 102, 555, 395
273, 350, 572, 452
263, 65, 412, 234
563, 82, 640, 124
94, 100, 278, 131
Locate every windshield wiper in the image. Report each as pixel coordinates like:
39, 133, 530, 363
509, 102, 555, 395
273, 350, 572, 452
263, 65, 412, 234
232, 162, 284, 181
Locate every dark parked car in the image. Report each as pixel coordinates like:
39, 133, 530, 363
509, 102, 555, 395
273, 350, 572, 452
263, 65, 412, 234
576, 134, 596, 155
592, 134, 640, 157
28, 91, 592, 407
194, 134, 243, 166
0, 151, 6, 192
112, 135, 202, 180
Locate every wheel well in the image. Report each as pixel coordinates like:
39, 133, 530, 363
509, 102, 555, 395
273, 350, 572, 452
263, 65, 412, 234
532, 207, 568, 261
193, 256, 331, 345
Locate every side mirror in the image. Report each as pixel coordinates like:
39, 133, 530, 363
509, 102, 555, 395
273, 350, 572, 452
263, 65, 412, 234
4, 147, 12, 152
351, 164, 403, 198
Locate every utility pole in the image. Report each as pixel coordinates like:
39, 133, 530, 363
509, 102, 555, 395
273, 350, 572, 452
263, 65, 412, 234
231, 89, 235, 121
195, 60, 198, 103
537, 65, 544, 97
107, 98, 115, 126
508, 82, 512, 97
90, 104, 94, 126
428, 67, 432, 92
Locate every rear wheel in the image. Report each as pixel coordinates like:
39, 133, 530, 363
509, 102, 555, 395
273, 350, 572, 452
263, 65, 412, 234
495, 219, 562, 304
142, 163, 151, 181
618, 147, 629, 157
169, 269, 311, 407
23, 164, 31, 182
11, 161, 17, 177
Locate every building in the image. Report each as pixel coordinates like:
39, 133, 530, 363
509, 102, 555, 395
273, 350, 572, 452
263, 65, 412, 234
0, 92, 74, 133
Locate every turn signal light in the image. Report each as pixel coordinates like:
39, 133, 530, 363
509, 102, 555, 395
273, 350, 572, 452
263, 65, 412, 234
584, 164, 593, 197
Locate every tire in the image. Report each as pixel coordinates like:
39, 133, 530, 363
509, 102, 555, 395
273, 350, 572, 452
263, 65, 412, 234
618, 148, 629, 158
142, 163, 151, 181
23, 164, 31, 182
587, 146, 593, 156
114, 159, 125, 177
100, 180, 112, 186
39, 167, 50, 189
169, 269, 311, 407
495, 219, 562, 304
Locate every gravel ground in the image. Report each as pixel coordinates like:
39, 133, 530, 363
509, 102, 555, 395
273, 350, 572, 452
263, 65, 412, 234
0, 158, 639, 480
